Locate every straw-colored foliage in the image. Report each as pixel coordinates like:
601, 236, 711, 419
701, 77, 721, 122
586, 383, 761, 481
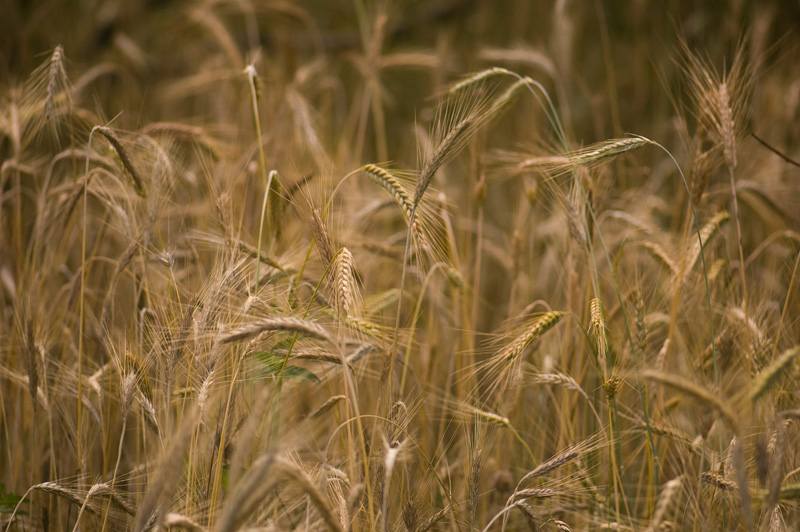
1, 2, 799, 532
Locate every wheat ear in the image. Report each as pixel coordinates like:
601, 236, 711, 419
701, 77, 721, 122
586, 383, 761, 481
220, 316, 331, 344
500, 311, 564, 362
96, 127, 147, 197
590, 298, 608, 363
277, 458, 344, 532
335, 247, 355, 320
45, 45, 64, 121
641, 370, 738, 433
749, 346, 800, 402
647, 476, 683, 531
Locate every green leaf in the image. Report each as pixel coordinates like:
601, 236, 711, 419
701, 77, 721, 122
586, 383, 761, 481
269, 337, 294, 351
280, 366, 321, 382
612, 237, 628, 274
0, 487, 29, 515
253, 351, 320, 383
221, 465, 230, 489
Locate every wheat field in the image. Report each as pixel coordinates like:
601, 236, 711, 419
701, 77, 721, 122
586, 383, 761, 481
1, 1, 799, 531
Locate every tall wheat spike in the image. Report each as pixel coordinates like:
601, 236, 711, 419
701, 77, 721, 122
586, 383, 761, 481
335, 247, 356, 319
